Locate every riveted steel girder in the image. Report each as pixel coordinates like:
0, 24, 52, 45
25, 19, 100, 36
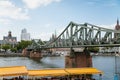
44, 22, 120, 48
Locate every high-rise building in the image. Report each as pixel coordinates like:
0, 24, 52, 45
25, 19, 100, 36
21, 28, 30, 41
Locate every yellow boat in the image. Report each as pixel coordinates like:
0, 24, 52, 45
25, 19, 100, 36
0, 66, 103, 80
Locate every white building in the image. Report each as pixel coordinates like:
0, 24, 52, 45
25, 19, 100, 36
21, 28, 30, 41
99, 19, 120, 53
99, 47, 120, 53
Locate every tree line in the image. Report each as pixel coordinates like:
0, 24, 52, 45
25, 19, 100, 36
0, 39, 46, 53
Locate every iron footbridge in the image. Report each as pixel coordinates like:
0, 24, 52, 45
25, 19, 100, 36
44, 21, 120, 48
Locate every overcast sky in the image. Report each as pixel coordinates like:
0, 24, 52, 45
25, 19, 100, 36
0, 0, 120, 41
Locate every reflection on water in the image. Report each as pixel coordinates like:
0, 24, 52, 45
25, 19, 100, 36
0, 56, 65, 69
92, 56, 120, 80
0, 56, 119, 80
116, 56, 120, 73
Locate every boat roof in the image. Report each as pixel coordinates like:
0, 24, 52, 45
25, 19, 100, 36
0, 66, 103, 77
28, 67, 103, 77
0, 66, 28, 77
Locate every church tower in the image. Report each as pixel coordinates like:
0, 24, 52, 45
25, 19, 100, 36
8, 31, 12, 37
114, 19, 120, 38
115, 19, 120, 30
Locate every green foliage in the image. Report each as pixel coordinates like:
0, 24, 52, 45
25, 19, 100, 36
88, 47, 99, 52
15, 39, 45, 51
11, 48, 17, 53
16, 40, 32, 50
2, 44, 11, 52
15, 42, 21, 50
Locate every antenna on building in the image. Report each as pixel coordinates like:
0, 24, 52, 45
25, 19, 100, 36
117, 18, 119, 25
55, 29, 57, 38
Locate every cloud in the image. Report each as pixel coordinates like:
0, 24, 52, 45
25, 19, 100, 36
30, 32, 52, 41
0, 18, 11, 25
0, 0, 29, 20
104, 2, 117, 7
86, 1, 95, 5
98, 24, 115, 29
86, 0, 100, 5
86, 0, 118, 7
22, 0, 61, 9
40, 32, 53, 41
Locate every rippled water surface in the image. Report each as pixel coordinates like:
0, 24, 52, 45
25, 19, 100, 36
0, 56, 119, 80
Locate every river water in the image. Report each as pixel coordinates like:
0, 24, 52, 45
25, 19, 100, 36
0, 56, 119, 80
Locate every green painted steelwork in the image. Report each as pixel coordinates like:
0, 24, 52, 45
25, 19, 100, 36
44, 22, 120, 48
28, 22, 120, 50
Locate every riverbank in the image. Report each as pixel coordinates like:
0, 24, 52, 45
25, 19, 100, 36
0, 52, 118, 57
0, 53, 23, 57
91, 53, 120, 56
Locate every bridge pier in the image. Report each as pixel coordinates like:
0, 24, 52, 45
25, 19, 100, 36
65, 48, 92, 68
22, 48, 42, 59
29, 51, 42, 59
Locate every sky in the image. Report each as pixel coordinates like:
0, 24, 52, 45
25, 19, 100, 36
0, 0, 120, 41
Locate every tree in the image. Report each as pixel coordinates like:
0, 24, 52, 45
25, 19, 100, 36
88, 47, 99, 52
2, 44, 11, 52
16, 40, 32, 51
11, 48, 17, 53
16, 39, 45, 52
